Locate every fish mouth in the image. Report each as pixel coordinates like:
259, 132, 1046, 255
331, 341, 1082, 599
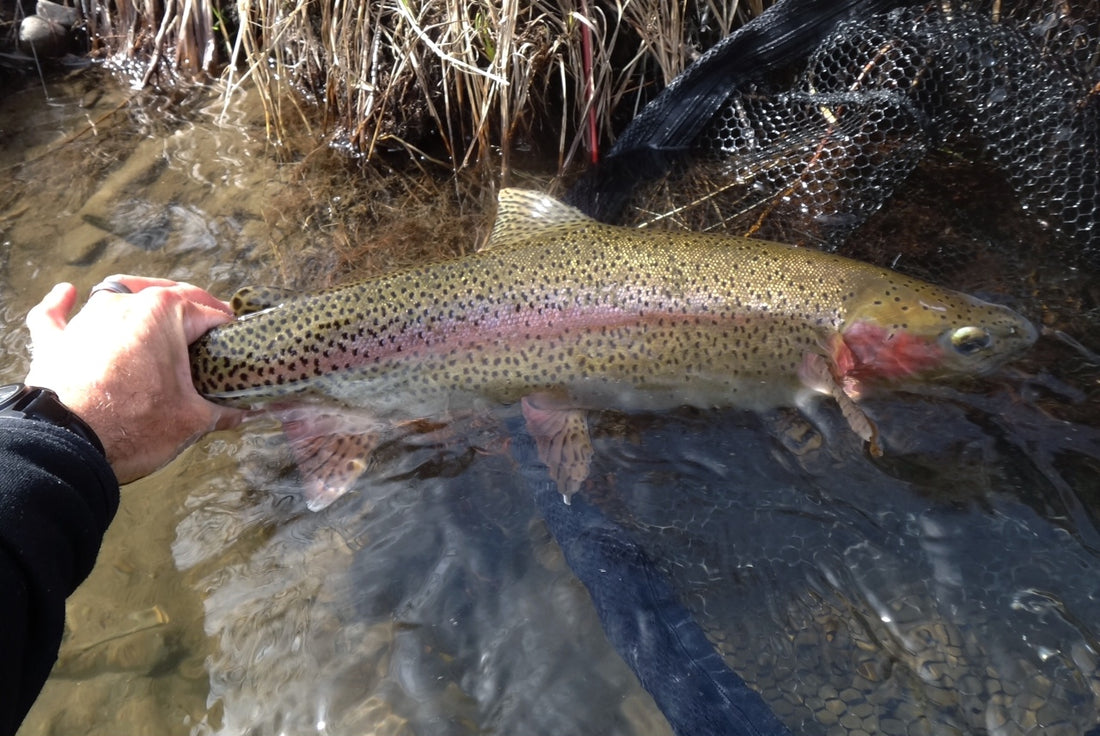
1014, 317, 1040, 348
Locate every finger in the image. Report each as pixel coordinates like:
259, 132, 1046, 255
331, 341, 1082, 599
102, 274, 235, 318
25, 283, 78, 341
180, 298, 237, 344
173, 283, 236, 318
98, 274, 181, 291
211, 405, 245, 432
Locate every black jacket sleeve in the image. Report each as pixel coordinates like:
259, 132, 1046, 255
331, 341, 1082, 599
0, 417, 119, 736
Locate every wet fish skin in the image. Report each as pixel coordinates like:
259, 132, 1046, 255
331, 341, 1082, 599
189, 188, 1036, 502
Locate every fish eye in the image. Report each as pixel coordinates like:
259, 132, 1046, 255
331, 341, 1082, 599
950, 326, 992, 355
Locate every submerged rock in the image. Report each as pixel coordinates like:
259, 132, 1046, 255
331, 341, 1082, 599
18, 1, 80, 59
35, 0, 80, 29
18, 16, 68, 58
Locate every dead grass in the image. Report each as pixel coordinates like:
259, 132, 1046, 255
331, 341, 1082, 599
84, 0, 769, 176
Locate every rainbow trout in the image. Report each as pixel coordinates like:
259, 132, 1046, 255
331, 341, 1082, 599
190, 189, 1036, 508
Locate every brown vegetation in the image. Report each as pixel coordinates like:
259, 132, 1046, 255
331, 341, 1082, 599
80, 0, 768, 176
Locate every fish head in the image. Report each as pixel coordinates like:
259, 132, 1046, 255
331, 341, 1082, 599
837, 277, 1038, 387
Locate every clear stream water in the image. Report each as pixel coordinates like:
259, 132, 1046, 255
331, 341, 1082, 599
3, 68, 1100, 736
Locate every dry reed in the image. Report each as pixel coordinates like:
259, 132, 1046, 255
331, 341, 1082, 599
82, 0, 769, 175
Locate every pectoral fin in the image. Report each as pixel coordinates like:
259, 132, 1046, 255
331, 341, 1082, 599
278, 409, 383, 511
520, 395, 593, 503
799, 352, 883, 457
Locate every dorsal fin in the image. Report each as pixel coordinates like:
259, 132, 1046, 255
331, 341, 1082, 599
482, 188, 596, 250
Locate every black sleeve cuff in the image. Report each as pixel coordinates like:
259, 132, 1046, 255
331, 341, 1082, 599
0, 418, 120, 735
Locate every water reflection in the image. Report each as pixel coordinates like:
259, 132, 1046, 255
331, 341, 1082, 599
2, 70, 1099, 736
178, 417, 669, 736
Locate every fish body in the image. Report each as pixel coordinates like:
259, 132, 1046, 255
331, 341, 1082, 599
190, 189, 1036, 505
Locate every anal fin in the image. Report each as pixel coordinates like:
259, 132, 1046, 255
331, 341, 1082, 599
520, 394, 593, 503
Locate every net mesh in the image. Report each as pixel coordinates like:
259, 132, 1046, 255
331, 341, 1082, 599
612, 1, 1099, 271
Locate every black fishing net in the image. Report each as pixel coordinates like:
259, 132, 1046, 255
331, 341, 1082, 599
572, 1, 1099, 267
694, 5, 1098, 253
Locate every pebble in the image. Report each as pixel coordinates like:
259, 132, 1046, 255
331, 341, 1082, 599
18, 15, 69, 57
879, 716, 907, 735
16, 0, 81, 58
36, 0, 80, 28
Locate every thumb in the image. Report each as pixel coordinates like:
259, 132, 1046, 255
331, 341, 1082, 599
25, 283, 78, 344
181, 298, 236, 345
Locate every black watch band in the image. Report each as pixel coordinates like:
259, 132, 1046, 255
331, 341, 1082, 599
0, 383, 107, 457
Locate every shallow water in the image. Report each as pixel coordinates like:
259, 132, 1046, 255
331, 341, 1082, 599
3, 69, 1100, 736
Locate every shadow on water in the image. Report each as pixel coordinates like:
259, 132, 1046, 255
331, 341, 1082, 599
3, 70, 1100, 736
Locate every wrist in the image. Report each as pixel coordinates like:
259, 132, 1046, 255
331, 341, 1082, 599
0, 383, 107, 456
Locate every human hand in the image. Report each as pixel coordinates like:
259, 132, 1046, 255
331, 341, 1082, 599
23, 275, 243, 484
